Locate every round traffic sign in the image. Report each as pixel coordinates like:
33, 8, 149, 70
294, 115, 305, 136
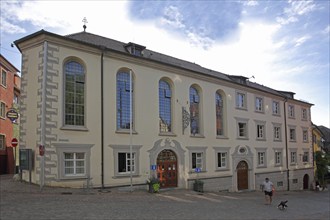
11, 138, 18, 147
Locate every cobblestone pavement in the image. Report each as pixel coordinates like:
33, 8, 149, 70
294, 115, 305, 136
1, 175, 329, 220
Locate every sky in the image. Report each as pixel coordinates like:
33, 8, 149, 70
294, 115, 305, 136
1, 0, 329, 127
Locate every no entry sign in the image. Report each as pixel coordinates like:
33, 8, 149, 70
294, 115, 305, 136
11, 138, 18, 147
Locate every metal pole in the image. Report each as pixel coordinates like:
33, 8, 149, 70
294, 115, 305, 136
40, 41, 48, 191
129, 70, 133, 192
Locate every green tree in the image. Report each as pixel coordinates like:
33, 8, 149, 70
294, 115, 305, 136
315, 151, 330, 186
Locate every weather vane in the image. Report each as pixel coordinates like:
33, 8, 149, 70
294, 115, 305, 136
82, 17, 88, 32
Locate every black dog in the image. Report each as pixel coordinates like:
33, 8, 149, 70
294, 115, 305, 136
277, 200, 288, 210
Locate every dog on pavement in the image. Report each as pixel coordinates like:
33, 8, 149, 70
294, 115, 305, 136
277, 200, 288, 210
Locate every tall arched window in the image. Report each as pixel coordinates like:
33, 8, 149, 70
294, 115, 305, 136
116, 71, 133, 130
64, 61, 85, 126
189, 86, 200, 135
216, 92, 223, 136
159, 80, 172, 133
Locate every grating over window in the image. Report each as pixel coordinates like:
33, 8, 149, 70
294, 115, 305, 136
117, 72, 133, 129
159, 80, 172, 132
216, 92, 223, 136
190, 87, 200, 135
64, 61, 85, 126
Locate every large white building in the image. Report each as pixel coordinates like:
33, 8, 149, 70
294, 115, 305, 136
15, 29, 314, 191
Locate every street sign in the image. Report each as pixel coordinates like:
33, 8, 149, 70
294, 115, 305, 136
151, 165, 157, 170
11, 138, 18, 147
39, 145, 45, 156
6, 109, 19, 122
195, 167, 201, 173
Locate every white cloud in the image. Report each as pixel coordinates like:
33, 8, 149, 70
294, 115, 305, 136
244, 0, 259, 6
294, 35, 311, 47
322, 25, 330, 35
1, 20, 26, 34
160, 6, 185, 29
277, 0, 316, 25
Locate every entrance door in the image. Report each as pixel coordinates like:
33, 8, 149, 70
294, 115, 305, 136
157, 150, 177, 188
237, 161, 248, 190
303, 174, 309, 190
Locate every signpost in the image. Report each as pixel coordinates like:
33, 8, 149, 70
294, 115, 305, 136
6, 109, 19, 122
11, 138, 18, 173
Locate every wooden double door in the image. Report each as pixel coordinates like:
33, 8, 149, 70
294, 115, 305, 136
237, 161, 249, 190
157, 150, 177, 188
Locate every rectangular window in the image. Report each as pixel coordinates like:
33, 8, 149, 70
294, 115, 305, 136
1, 69, 7, 87
290, 152, 297, 164
217, 152, 227, 168
64, 152, 85, 176
302, 152, 309, 163
238, 122, 247, 138
257, 124, 265, 139
277, 181, 283, 187
288, 105, 295, 118
289, 128, 296, 141
293, 179, 298, 184
302, 108, 307, 120
236, 92, 246, 109
192, 152, 203, 169
118, 152, 135, 173
255, 97, 263, 112
274, 126, 281, 141
275, 152, 282, 165
0, 102, 5, 118
303, 130, 308, 142
0, 134, 5, 149
258, 152, 265, 166
272, 101, 280, 115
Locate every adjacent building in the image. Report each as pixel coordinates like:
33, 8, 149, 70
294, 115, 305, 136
0, 54, 21, 174
14, 29, 314, 191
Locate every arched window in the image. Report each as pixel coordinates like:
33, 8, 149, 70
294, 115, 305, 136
117, 71, 133, 130
159, 80, 172, 133
189, 86, 200, 135
64, 61, 85, 126
216, 92, 223, 136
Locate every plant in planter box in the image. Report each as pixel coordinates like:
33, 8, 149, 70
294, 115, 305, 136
147, 177, 160, 193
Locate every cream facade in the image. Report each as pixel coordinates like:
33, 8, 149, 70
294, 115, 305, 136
15, 30, 314, 191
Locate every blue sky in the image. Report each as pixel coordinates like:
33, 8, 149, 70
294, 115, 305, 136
1, 0, 329, 127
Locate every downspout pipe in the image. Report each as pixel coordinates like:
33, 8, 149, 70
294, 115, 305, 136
100, 49, 104, 189
283, 97, 289, 191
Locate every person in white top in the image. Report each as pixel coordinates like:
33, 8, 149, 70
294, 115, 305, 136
261, 177, 274, 205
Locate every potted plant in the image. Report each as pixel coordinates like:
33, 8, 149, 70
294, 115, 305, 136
147, 177, 160, 193
193, 179, 204, 192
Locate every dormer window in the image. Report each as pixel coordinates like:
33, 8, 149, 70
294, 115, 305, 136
125, 42, 146, 57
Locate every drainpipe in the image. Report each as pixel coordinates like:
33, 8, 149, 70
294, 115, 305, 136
100, 50, 104, 189
283, 97, 289, 191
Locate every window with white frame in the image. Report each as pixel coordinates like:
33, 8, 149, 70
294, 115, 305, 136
288, 105, 295, 118
302, 151, 309, 163
290, 151, 297, 164
272, 101, 280, 115
0, 101, 5, 118
118, 152, 135, 173
110, 145, 141, 177
289, 127, 296, 141
236, 91, 247, 109
302, 129, 308, 142
117, 71, 134, 130
54, 143, 93, 180
235, 118, 249, 139
255, 97, 264, 112
64, 60, 85, 127
273, 123, 282, 141
187, 146, 207, 172
255, 120, 266, 140
213, 147, 230, 171
64, 152, 85, 176
275, 150, 282, 166
159, 79, 172, 133
0, 134, 5, 149
301, 108, 308, 120
257, 152, 266, 167
1, 69, 7, 87
190, 86, 201, 135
